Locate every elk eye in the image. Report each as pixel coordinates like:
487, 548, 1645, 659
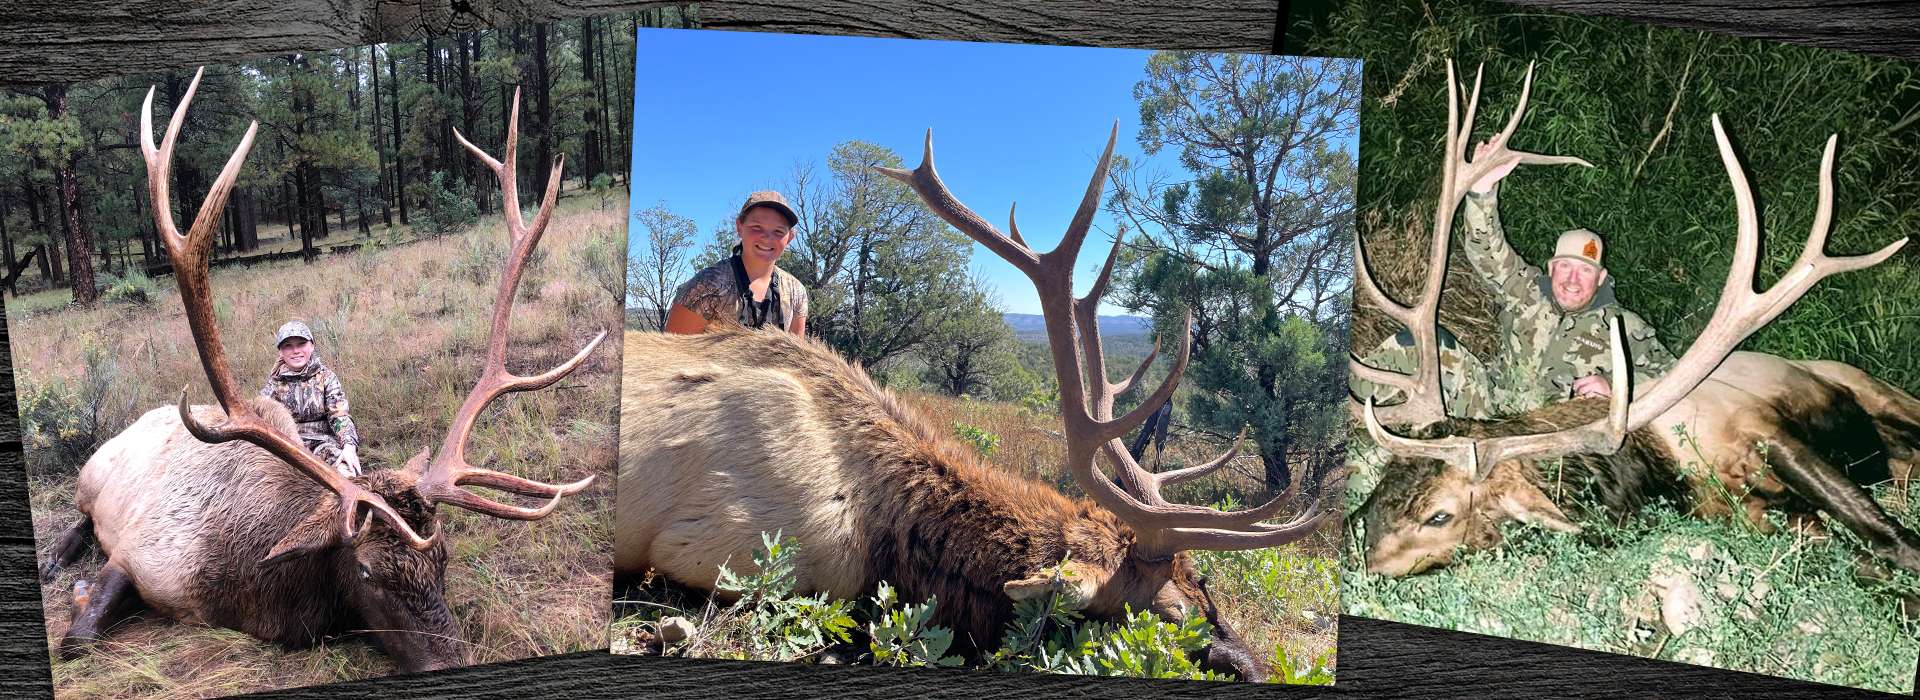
1423, 512, 1453, 527
359, 564, 372, 580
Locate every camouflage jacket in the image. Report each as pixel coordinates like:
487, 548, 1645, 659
673, 256, 810, 331
259, 357, 360, 448
1459, 189, 1677, 409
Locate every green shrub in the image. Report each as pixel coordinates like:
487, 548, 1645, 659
412, 171, 480, 236
711, 532, 858, 661
574, 225, 626, 307
953, 422, 1000, 458
866, 581, 963, 668
100, 271, 163, 306
20, 336, 130, 479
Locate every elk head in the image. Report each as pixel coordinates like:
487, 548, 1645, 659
879, 125, 1332, 680
142, 68, 606, 671
1351, 61, 1907, 577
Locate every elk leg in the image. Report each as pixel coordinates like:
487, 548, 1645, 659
59, 560, 144, 660
1806, 360, 1920, 504
1762, 433, 1920, 574
40, 515, 96, 583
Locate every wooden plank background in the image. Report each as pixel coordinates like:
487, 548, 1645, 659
1, 1, 1917, 697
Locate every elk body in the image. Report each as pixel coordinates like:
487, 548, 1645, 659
617, 128, 1331, 680
1350, 62, 1918, 578
39, 69, 605, 673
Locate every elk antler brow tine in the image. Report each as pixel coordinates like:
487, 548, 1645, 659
417, 87, 605, 519
147, 68, 436, 551
1157, 426, 1249, 487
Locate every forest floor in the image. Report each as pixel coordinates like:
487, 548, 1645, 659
14, 193, 626, 699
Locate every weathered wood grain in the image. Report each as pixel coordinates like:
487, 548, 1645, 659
1, 1, 1917, 698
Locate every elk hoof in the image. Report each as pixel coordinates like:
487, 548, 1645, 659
38, 559, 59, 584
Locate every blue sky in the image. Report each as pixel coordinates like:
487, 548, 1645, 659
627, 29, 1354, 315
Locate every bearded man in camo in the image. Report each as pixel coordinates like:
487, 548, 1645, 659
259, 319, 364, 476
1351, 137, 1676, 420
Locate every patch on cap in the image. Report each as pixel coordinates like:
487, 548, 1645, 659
1551, 228, 1604, 269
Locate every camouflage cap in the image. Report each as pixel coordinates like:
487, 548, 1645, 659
737, 190, 799, 227
275, 320, 314, 347
1549, 228, 1604, 271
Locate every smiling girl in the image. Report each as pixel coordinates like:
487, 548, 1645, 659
259, 319, 363, 476
663, 191, 810, 336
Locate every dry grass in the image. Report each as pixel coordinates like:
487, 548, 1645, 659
14, 191, 625, 699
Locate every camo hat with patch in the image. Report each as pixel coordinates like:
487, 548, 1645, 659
1549, 228, 1604, 271
274, 320, 314, 348
737, 190, 798, 227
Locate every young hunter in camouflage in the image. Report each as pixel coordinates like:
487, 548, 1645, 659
260, 321, 362, 476
1458, 187, 1677, 410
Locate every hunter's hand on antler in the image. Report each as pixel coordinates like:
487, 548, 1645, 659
1467, 138, 1523, 194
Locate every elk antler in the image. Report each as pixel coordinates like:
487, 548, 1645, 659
145, 67, 434, 549
879, 125, 1327, 558
1350, 60, 1594, 434
1366, 70, 1909, 475
411, 88, 607, 519
1456, 116, 1905, 469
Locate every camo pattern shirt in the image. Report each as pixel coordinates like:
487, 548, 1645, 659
1350, 326, 1498, 421
260, 357, 360, 461
1459, 189, 1678, 410
673, 258, 809, 331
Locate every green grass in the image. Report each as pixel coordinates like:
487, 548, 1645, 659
17, 190, 624, 699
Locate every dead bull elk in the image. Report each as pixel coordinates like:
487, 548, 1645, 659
38, 67, 607, 672
1351, 61, 1920, 577
617, 126, 1331, 680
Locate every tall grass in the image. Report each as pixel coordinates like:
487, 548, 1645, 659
16, 192, 626, 698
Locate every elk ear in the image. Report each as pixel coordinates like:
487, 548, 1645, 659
1491, 481, 1581, 534
263, 499, 344, 565
1003, 561, 1100, 610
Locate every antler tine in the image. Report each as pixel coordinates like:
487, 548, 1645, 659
453, 87, 523, 237
888, 126, 1331, 556
1408, 116, 1905, 476
1155, 504, 1333, 553
416, 91, 605, 518
1363, 60, 1598, 473
145, 68, 435, 551
1008, 203, 1028, 248
877, 130, 1041, 276
1157, 425, 1248, 487
1600, 115, 1905, 430
1457, 63, 1485, 149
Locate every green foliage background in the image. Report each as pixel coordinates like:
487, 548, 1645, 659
1308, 0, 1920, 386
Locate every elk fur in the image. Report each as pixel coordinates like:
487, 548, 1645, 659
617, 326, 1212, 655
